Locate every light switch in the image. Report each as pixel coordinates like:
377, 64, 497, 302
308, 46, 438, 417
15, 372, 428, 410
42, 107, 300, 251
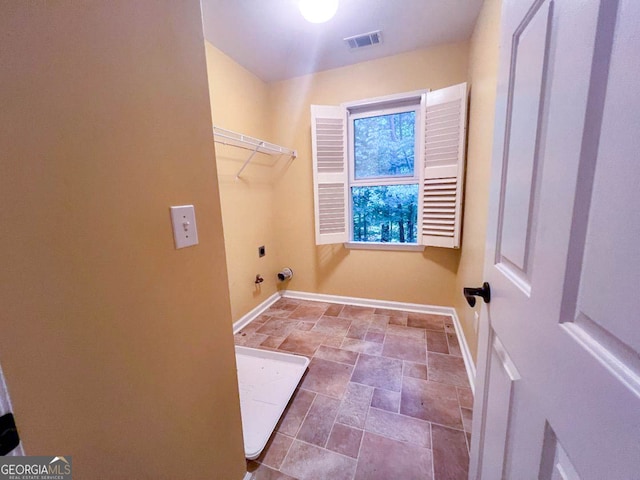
170, 205, 199, 249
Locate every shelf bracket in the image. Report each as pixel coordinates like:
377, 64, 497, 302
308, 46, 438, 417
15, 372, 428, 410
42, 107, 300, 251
235, 141, 264, 179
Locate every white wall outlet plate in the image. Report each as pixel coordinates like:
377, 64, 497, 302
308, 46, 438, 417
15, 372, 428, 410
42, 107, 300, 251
170, 205, 199, 249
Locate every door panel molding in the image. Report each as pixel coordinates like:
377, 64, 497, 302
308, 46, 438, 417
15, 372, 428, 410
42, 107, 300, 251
495, 0, 552, 283
562, 315, 640, 397
539, 423, 581, 480
471, 328, 521, 479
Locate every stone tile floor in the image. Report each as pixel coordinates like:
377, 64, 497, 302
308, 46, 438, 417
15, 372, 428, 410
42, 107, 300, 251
234, 298, 473, 480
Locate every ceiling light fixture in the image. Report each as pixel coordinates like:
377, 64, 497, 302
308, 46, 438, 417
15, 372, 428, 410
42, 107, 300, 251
299, 0, 339, 24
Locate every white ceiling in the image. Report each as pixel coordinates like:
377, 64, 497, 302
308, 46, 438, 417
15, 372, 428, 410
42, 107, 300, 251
201, 0, 484, 83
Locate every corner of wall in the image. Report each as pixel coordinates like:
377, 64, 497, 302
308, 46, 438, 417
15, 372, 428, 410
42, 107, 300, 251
454, 0, 503, 363
204, 42, 282, 322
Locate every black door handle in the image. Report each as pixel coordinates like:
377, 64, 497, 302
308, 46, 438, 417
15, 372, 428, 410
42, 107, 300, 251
463, 282, 491, 307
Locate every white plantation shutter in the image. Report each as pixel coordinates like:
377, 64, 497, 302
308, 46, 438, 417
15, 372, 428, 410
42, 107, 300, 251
421, 83, 468, 248
311, 105, 349, 245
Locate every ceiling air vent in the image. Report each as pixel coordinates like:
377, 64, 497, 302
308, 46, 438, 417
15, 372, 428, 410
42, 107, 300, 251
344, 30, 383, 50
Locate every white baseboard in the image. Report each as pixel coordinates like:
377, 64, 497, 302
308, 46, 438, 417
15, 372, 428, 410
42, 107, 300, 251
232, 292, 281, 334
233, 289, 476, 394
450, 309, 477, 395
281, 290, 455, 316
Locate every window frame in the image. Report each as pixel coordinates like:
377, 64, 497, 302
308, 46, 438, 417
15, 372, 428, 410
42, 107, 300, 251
348, 104, 420, 185
344, 90, 428, 247
310, 83, 467, 249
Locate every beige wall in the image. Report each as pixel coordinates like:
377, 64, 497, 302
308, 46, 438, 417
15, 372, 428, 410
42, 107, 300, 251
269, 43, 469, 306
0, 2, 245, 479
454, 0, 503, 361
205, 44, 280, 321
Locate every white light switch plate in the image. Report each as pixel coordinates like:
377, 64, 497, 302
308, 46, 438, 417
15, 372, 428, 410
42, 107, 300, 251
170, 205, 199, 249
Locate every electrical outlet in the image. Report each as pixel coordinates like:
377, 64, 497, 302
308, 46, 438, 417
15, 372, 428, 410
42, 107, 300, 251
258, 245, 266, 257
473, 311, 480, 333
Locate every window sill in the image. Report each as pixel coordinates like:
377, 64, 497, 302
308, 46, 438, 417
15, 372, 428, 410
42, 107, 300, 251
344, 242, 425, 252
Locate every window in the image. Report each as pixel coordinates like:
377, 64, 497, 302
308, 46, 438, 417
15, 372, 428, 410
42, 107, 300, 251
311, 83, 468, 250
350, 104, 420, 244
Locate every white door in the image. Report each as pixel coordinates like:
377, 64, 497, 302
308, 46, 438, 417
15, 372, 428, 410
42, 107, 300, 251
469, 0, 640, 478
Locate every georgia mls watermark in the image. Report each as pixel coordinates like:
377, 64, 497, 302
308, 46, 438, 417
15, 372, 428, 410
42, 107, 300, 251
0, 456, 72, 480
